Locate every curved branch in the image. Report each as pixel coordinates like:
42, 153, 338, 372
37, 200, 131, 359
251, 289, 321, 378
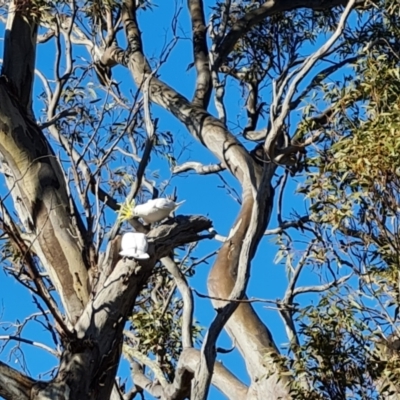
127, 347, 248, 400
161, 257, 194, 348
181, 348, 248, 400
106, 0, 257, 187
116, 2, 287, 398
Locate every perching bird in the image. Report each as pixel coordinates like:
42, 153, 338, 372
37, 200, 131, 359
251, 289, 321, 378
132, 198, 185, 224
119, 232, 150, 259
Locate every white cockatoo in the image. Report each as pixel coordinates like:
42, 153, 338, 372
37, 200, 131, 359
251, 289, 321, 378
119, 232, 150, 259
132, 198, 185, 224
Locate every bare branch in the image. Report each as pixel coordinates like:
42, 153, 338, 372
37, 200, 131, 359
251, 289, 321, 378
192, 288, 281, 306
124, 344, 170, 390
215, 0, 359, 69
264, 215, 310, 236
293, 273, 353, 296
38, 108, 79, 129
0, 204, 71, 336
0, 81, 90, 323
193, 167, 276, 399
180, 348, 248, 400
0, 335, 59, 357
265, 0, 356, 160
161, 257, 194, 348
125, 74, 155, 203
172, 162, 225, 175
126, 347, 248, 400
129, 361, 164, 398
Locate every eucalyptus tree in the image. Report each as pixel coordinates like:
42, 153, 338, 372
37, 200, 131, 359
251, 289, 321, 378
0, 0, 399, 399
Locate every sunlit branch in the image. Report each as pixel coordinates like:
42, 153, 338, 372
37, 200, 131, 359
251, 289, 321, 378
193, 171, 264, 399
37, 29, 55, 44
292, 273, 353, 296
173, 161, 225, 175
123, 341, 169, 390
125, 73, 155, 203
265, 0, 356, 161
0, 335, 59, 357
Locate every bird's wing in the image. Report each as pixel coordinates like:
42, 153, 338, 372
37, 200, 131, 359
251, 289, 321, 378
153, 198, 175, 210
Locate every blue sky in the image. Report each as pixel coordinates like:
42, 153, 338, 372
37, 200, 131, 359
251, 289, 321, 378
0, 1, 359, 399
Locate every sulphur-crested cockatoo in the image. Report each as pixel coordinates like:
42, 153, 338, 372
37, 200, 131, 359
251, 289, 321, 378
132, 198, 185, 224
119, 232, 150, 259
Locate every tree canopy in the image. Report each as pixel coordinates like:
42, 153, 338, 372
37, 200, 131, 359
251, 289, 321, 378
0, 0, 399, 399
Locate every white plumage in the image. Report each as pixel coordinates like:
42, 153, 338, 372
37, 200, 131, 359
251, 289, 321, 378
133, 198, 185, 224
119, 232, 150, 259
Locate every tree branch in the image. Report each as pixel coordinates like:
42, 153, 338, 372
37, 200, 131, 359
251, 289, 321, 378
0, 79, 90, 324
180, 348, 248, 400
293, 273, 353, 296
265, 0, 356, 161
172, 161, 225, 175
264, 215, 310, 236
0, 360, 35, 400
215, 0, 360, 69
188, 0, 211, 108
161, 257, 194, 348
2, 0, 37, 115
0, 335, 59, 357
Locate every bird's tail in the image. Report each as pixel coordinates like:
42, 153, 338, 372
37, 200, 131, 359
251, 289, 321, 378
175, 200, 186, 209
